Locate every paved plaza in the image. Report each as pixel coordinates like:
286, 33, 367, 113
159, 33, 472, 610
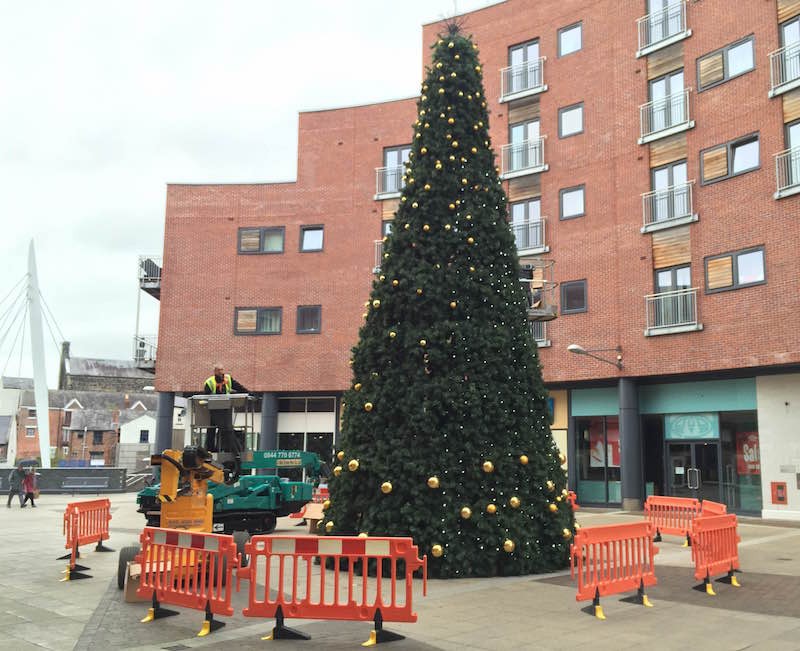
2, 492, 800, 650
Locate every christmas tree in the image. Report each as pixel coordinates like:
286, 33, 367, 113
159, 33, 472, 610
323, 24, 574, 578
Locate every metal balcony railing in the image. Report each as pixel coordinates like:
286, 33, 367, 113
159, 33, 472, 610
500, 137, 546, 177
375, 165, 405, 197
373, 240, 384, 273
775, 147, 800, 197
645, 288, 698, 333
639, 89, 692, 142
500, 57, 546, 100
769, 42, 800, 96
133, 335, 157, 362
637, 1, 688, 54
530, 321, 549, 346
511, 217, 547, 252
138, 256, 162, 283
641, 182, 694, 228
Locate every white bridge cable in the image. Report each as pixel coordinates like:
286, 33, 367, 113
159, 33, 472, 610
0, 292, 28, 353
17, 302, 27, 377
0, 274, 28, 312
0, 284, 27, 333
39, 290, 66, 344
2, 302, 28, 378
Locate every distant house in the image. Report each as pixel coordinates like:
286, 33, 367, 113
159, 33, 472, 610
118, 412, 157, 472
0, 377, 33, 465
58, 341, 154, 393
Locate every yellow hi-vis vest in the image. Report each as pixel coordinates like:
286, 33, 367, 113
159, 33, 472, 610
205, 374, 232, 394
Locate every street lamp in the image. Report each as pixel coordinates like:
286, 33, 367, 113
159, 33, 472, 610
568, 344, 623, 369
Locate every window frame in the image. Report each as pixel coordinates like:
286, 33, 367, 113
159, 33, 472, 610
697, 35, 755, 92
508, 38, 540, 66
382, 144, 411, 168
237, 226, 285, 255
299, 225, 324, 252
296, 305, 322, 335
700, 133, 760, 185
558, 21, 583, 58
654, 263, 692, 293
139, 429, 150, 444
234, 306, 283, 336
25, 426, 35, 438
92, 431, 104, 445
559, 184, 586, 220
561, 279, 588, 314
381, 220, 393, 237
704, 246, 766, 294
558, 102, 584, 138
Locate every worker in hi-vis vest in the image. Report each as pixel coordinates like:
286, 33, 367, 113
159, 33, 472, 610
202, 364, 248, 452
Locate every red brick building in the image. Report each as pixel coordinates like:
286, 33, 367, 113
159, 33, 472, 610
154, 0, 800, 518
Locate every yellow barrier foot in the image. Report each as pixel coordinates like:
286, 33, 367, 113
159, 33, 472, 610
141, 608, 155, 624
705, 580, 717, 596
141, 595, 179, 624
267, 606, 311, 640
594, 605, 606, 620
642, 594, 654, 608
731, 575, 741, 588
197, 602, 225, 637
362, 608, 405, 645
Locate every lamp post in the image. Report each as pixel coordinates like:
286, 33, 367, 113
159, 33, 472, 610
567, 344, 623, 369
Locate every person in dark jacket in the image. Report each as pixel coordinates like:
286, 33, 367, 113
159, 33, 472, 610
202, 364, 248, 452
7, 464, 25, 508
21, 470, 37, 508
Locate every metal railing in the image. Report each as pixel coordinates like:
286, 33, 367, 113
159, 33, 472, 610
133, 335, 157, 362
775, 147, 800, 196
511, 217, 546, 251
500, 57, 545, 100
640, 89, 691, 140
375, 165, 405, 196
769, 42, 800, 94
645, 288, 698, 331
637, 1, 687, 52
530, 321, 548, 345
373, 240, 384, 272
501, 137, 546, 176
138, 255, 162, 283
642, 182, 694, 227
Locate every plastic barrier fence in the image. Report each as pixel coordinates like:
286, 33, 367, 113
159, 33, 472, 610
137, 527, 241, 637
240, 535, 427, 645
690, 514, 741, 595
567, 490, 580, 512
59, 498, 113, 581
570, 521, 659, 619
700, 500, 727, 517
644, 495, 701, 545
289, 486, 330, 519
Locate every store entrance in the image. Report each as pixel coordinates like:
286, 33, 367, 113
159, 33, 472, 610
666, 440, 721, 502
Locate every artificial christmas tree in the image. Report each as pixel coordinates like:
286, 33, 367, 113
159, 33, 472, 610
323, 23, 574, 578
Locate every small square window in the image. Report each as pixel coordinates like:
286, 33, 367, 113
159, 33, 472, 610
731, 138, 759, 174
727, 39, 754, 78
297, 305, 322, 334
382, 220, 393, 237
300, 226, 324, 252
235, 307, 282, 335
560, 185, 585, 220
139, 430, 149, 444
558, 22, 582, 57
561, 280, 587, 314
28, 408, 37, 418
25, 426, 35, 438
559, 103, 584, 138
93, 431, 104, 445
736, 249, 765, 285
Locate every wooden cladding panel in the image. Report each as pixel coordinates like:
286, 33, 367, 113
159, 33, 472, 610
702, 145, 729, 182
698, 52, 725, 89
381, 198, 400, 219
236, 309, 257, 332
650, 133, 687, 168
778, 0, 800, 22
648, 43, 684, 79
507, 173, 541, 201
652, 225, 691, 269
706, 256, 733, 290
507, 96, 540, 124
239, 229, 260, 252
783, 89, 800, 124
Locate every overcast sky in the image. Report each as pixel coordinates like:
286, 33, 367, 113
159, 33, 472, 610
0, 0, 500, 387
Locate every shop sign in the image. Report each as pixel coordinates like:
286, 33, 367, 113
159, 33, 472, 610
736, 431, 760, 475
665, 413, 719, 440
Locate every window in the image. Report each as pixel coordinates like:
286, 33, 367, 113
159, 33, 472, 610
28, 408, 36, 418
63, 410, 72, 427
510, 198, 542, 249
705, 247, 765, 292
381, 220, 393, 237
139, 430, 149, 444
92, 431, 104, 445
25, 426, 35, 438
300, 226, 324, 252
238, 227, 285, 254
558, 22, 582, 57
701, 134, 760, 184
697, 37, 755, 91
561, 280, 587, 314
559, 185, 585, 220
383, 145, 410, 169
62, 446, 69, 457
380, 146, 411, 194
648, 69, 685, 133
650, 160, 690, 221
235, 307, 282, 335
507, 39, 542, 94
558, 103, 584, 138
508, 119, 541, 171
296, 305, 322, 334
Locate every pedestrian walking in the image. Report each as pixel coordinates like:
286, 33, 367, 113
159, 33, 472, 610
7, 463, 25, 508
21, 469, 37, 508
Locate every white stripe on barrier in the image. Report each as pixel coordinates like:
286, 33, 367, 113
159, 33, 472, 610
366, 540, 391, 556
204, 536, 220, 552
154, 531, 167, 545
178, 533, 192, 549
272, 538, 296, 554
318, 539, 342, 556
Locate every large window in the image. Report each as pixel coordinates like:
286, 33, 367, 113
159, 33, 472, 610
576, 416, 621, 504
300, 226, 324, 252
558, 22, 582, 57
697, 36, 755, 91
701, 134, 760, 184
235, 307, 282, 335
380, 145, 411, 194
510, 198, 542, 249
561, 280, 587, 314
720, 411, 762, 513
507, 39, 541, 94
558, 103, 584, 138
559, 185, 585, 220
93, 431, 104, 445
705, 247, 765, 293
650, 160, 689, 222
296, 305, 322, 334
648, 69, 685, 133
238, 227, 285, 254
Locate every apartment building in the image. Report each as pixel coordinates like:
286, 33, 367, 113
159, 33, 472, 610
153, 0, 800, 519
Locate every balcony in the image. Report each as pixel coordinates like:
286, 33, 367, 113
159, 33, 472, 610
512, 217, 549, 255
138, 255, 162, 300
520, 259, 557, 322
768, 43, 800, 97
644, 288, 703, 336
499, 57, 547, 103
500, 137, 548, 179
133, 335, 157, 369
636, 1, 691, 58
373, 240, 384, 273
640, 182, 697, 233
775, 147, 800, 199
638, 89, 694, 144
530, 321, 550, 348
374, 165, 405, 199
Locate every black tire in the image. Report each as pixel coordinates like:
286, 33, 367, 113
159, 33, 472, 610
117, 545, 139, 590
262, 513, 277, 534
233, 531, 250, 568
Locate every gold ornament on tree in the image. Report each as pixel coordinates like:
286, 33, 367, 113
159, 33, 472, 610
427, 476, 440, 489
322, 499, 331, 510
482, 460, 494, 473
333, 466, 342, 477
563, 529, 573, 539
372, 299, 381, 309
503, 539, 515, 553
460, 506, 472, 519
559, 452, 567, 465
325, 521, 334, 532
353, 383, 362, 391
364, 403, 373, 412
519, 455, 529, 465
432, 544, 443, 558
548, 503, 558, 513
546, 480, 555, 491
348, 459, 360, 471
486, 503, 497, 514
358, 532, 368, 538
509, 496, 521, 508
381, 482, 393, 494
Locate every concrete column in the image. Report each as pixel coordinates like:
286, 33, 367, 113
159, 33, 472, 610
260, 392, 278, 451
155, 392, 175, 455
619, 377, 643, 511
566, 395, 577, 491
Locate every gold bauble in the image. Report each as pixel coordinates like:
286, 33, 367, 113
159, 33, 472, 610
404, 223, 410, 230
559, 453, 567, 465
465, 214, 472, 220
389, 331, 397, 339
449, 301, 457, 309
358, 532, 368, 538
372, 299, 381, 309
435, 161, 443, 170
455, 54, 460, 60
461, 178, 468, 185
322, 499, 331, 510
419, 339, 427, 347
364, 403, 373, 412
362, 313, 368, 319
444, 224, 451, 230
379, 274, 386, 280
316, 520, 324, 530
475, 65, 481, 72
407, 177, 415, 184
381, 481, 393, 494
337, 450, 345, 461
562, 489, 569, 497
421, 146, 427, 154
392, 279, 399, 287
325, 521, 334, 532
548, 503, 558, 513
431, 544, 443, 558
412, 202, 418, 208
448, 41, 454, 48
427, 476, 440, 489
509, 496, 521, 508
450, 72, 457, 78
416, 288, 423, 295
469, 266, 476, 273
449, 155, 455, 161
436, 61, 443, 68
460, 506, 472, 519
424, 184, 431, 191
486, 503, 497, 514
546, 480, 555, 491
333, 465, 343, 477
520, 455, 529, 465
438, 88, 445, 94
438, 74, 445, 81
448, 117, 455, 124
467, 237, 475, 244
503, 539, 515, 553
563, 528, 573, 540
423, 224, 430, 232
421, 94, 427, 101
482, 460, 494, 473
556, 496, 562, 502
471, 147, 478, 154
451, 141, 459, 148
575, 523, 582, 531
349, 459, 360, 471
448, 203, 455, 210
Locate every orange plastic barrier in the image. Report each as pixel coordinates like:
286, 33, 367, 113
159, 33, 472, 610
644, 495, 701, 545
567, 490, 580, 512
570, 521, 658, 619
690, 514, 741, 595
59, 498, 113, 581
701, 500, 727, 516
289, 486, 330, 519
240, 535, 427, 644
137, 527, 241, 637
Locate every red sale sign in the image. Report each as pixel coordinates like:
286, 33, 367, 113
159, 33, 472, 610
736, 431, 760, 475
